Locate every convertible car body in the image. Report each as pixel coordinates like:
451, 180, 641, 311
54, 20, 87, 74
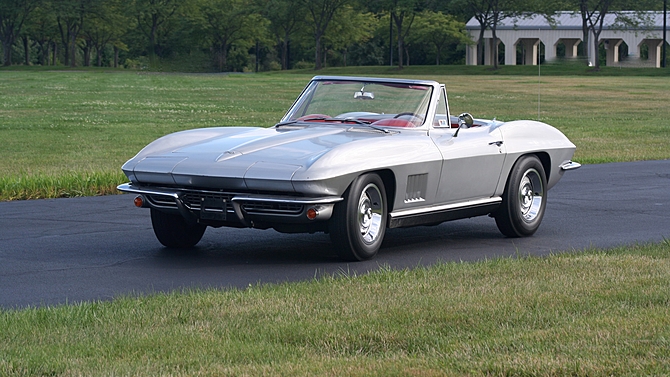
119, 76, 580, 261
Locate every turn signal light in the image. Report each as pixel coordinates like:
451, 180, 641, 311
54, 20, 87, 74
133, 195, 144, 208
306, 207, 318, 220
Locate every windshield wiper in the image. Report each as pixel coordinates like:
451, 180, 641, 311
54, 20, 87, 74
274, 121, 297, 127
330, 117, 371, 125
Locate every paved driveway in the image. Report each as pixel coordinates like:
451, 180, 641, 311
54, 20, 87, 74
1, 160, 669, 309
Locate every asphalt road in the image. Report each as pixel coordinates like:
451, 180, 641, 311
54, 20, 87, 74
1, 160, 669, 309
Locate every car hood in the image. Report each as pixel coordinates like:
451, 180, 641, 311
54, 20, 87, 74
124, 125, 392, 190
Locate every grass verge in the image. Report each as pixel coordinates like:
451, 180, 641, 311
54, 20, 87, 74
1, 69, 669, 201
0, 171, 126, 200
1, 241, 669, 376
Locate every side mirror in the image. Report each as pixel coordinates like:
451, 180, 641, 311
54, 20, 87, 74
454, 113, 474, 137
458, 113, 474, 128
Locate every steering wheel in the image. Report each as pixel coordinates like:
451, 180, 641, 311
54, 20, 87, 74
393, 112, 424, 126
393, 112, 419, 119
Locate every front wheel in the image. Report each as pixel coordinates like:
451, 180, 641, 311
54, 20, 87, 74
150, 208, 206, 248
494, 155, 547, 237
329, 173, 387, 261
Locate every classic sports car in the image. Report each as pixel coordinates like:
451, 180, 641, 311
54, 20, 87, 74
118, 76, 580, 261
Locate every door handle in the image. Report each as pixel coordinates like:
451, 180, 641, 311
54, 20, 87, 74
489, 141, 503, 147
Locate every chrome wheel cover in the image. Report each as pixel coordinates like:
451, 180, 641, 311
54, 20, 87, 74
358, 183, 384, 243
517, 168, 544, 222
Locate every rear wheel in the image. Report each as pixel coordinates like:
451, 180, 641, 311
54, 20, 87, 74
494, 155, 547, 237
330, 173, 387, 261
150, 208, 206, 248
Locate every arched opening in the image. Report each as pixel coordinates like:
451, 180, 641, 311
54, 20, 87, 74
516, 38, 540, 65
555, 38, 581, 59
639, 39, 665, 67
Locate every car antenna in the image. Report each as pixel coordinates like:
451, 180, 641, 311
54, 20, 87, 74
537, 28, 541, 121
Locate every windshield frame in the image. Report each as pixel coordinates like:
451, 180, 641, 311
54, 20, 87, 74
280, 76, 442, 130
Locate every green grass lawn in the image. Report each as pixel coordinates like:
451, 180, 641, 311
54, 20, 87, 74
1, 242, 669, 376
1, 67, 670, 199
1, 67, 669, 376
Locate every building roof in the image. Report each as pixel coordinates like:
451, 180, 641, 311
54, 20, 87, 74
466, 11, 668, 31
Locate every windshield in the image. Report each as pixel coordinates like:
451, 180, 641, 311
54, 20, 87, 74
282, 80, 433, 128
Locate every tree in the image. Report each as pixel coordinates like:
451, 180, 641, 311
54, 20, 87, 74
81, 0, 132, 66
300, 0, 351, 69
25, 2, 59, 65
410, 11, 469, 65
581, 0, 615, 69
460, 0, 494, 65
258, 0, 305, 70
371, 0, 424, 69
195, 0, 269, 71
322, 6, 375, 66
575, 0, 658, 69
458, 0, 537, 68
52, 0, 102, 67
0, 0, 38, 66
135, 0, 183, 58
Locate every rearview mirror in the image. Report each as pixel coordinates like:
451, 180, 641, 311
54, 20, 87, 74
354, 91, 374, 100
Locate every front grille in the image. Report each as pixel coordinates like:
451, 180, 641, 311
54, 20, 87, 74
182, 192, 234, 210
146, 194, 177, 208
144, 188, 305, 217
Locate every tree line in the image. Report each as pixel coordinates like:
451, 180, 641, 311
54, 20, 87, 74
0, 0, 665, 71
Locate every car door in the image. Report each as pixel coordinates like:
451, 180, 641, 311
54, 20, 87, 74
429, 87, 506, 204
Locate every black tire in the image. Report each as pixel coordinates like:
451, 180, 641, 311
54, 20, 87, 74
494, 155, 547, 237
329, 173, 387, 261
150, 208, 206, 248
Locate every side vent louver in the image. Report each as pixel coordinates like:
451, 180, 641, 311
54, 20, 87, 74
405, 174, 427, 203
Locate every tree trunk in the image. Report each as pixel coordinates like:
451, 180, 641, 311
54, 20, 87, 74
392, 12, 404, 69
69, 33, 77, 67
314, 33, 322, 70
113, 45, 119, 67
52, 41, 58, 65
477, 27, 486, 65
82, 45, 90, 66
96, 46, 102, 67
592, 30, 601, 70
580, 1, 589, 59
23, 36, 30, 65
491, 11, 499, 69
3, 39, 13, 66
281, 33, 289, 70
217, 42, 228, 71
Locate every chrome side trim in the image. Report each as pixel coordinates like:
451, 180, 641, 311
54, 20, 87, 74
559, 161, 582, 171
390, 197, 502, 219
388, 197, 502, 229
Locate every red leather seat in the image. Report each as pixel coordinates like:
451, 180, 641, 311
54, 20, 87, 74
370, 119, 415, 128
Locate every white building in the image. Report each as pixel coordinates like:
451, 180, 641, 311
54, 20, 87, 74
466, 12, 668, 67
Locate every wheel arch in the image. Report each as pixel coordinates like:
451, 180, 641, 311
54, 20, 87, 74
497, 152, 550, 198
371, 169, 397, 213
339, 169, 396, 213
534, 151, 552, 182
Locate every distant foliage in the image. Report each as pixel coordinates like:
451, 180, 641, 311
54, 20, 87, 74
4, 0, 664, 70
0, 0, 473, 71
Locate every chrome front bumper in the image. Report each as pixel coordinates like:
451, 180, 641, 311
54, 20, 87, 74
117, 183, 342, 226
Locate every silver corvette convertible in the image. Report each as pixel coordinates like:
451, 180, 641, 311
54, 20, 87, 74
118, 76, 580, 261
